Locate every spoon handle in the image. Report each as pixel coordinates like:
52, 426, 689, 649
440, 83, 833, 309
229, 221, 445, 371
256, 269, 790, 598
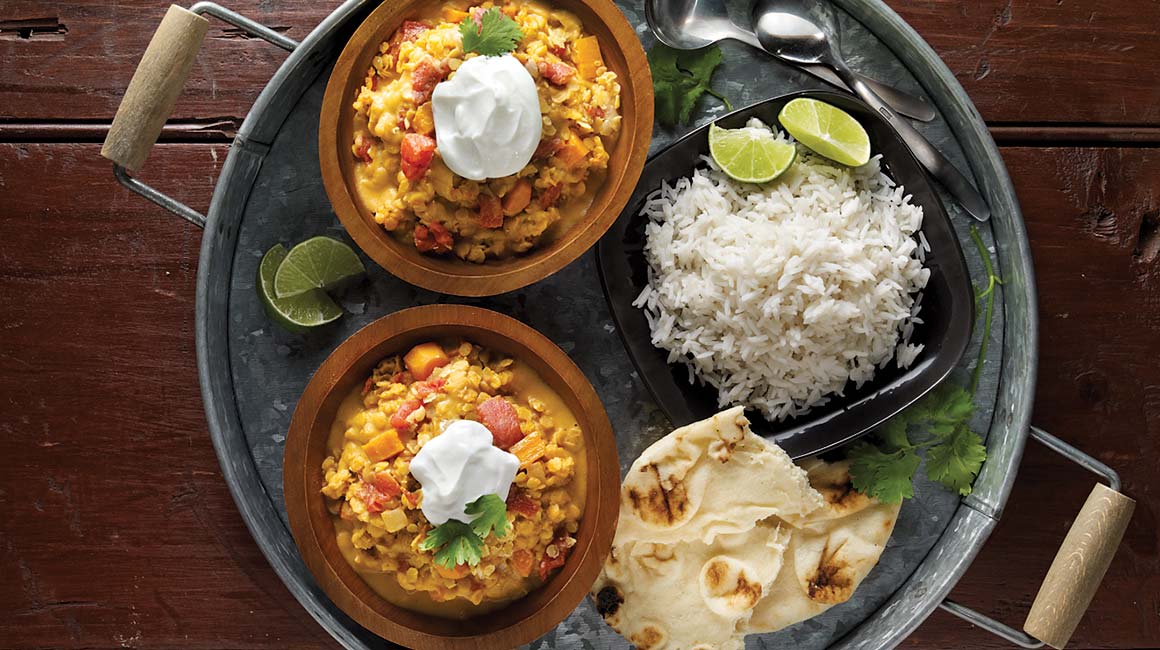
730, 28, 935, 122
829, 59, 992, 222
800, 64, 937, 123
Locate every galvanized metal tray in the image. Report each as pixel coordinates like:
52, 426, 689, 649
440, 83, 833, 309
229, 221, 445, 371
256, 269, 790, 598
108, 1, 1124, 648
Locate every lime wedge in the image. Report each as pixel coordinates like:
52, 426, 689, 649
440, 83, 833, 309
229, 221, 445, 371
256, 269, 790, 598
708, 123, 797, 183
273, 236, 365, 299
259, 244, 344, 333
777, 98, 871, 167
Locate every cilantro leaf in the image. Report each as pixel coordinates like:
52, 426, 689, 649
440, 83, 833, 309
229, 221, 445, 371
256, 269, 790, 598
418, 520, 484, 569
465, 493, 512, 540
460, 8, 524, 56
648, 44, 732, 127
926, 425, 987, 496
848, 442, 921, 505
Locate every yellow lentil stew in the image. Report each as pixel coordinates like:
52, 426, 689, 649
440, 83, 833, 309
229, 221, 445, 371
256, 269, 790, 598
320, 341, 587, 618
349, 0, 623, 262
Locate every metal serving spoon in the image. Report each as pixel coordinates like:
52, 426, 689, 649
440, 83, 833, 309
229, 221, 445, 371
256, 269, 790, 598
645, 0, 936, 122
752, 0, 991, 221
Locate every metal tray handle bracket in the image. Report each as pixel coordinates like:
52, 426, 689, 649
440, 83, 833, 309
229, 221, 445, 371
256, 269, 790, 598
940, 426, 1135, 649
100, 3, 297, 228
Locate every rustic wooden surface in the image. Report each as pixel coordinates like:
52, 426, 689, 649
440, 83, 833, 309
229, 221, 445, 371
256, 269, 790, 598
0, 1, 1157, 649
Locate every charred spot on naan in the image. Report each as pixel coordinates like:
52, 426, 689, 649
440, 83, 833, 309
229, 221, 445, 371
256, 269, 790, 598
810, 461, 872, 516
702, 558, 764, 611
626, 463, 691, 526
805, 539, 858, 604
595, 584, 624, 621
630, 625, 667, 650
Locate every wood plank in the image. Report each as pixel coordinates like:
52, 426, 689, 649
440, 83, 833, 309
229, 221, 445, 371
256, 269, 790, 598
0, 143, 1156, 649
2, 1, 1160, 126
0, 142, 333, 649
885, 0, 1160, 126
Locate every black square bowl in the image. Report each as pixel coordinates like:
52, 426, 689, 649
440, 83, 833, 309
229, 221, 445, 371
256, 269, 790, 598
597, 90, 975, 459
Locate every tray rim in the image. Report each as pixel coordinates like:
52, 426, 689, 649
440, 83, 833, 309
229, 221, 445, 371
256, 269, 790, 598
193, 1, 1037, 649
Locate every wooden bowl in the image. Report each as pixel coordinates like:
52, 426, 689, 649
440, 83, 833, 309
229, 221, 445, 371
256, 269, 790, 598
319, 0, 652, 297
283, 305, 620, 649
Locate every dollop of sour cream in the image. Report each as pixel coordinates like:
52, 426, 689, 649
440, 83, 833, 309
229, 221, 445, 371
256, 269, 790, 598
409, 419, 519, 525
431, 54, 542, 181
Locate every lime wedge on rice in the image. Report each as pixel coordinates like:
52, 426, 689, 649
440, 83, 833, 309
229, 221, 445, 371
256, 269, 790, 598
259, 244, 344, 333
708, 123, 797, 184
777, 97, 871, 167
273, 236, 366, 299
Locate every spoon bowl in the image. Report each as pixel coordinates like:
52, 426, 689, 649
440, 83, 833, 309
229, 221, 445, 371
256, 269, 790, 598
645, 0, 753, 49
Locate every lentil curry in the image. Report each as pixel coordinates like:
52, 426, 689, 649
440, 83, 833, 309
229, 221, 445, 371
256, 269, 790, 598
350, 0, 623, 262
321, 340, 587, 618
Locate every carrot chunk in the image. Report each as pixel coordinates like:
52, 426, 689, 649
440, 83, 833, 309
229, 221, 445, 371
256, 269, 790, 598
404, 342, 450, 380
502, 179, 533, 216
509, 435, 546, 467
363, 431, 404, 462
573, 36, 603, 80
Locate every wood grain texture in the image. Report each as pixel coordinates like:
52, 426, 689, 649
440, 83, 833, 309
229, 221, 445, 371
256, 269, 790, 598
1, 143, 1155, 649
3, 1, 1160, 129
1024, 484, 1136, 649
283, 305, 621, 649
319, 0, 652, 296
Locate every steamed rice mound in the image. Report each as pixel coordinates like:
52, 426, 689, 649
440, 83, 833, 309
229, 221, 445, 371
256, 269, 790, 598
634, 120, 928, 421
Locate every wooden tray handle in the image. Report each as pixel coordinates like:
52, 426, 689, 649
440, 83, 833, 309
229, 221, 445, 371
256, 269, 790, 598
1023, 483, 1135, 649
100, 5, 209, 171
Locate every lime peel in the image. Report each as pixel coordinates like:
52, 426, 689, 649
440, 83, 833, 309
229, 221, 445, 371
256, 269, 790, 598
777, 97, 871, 167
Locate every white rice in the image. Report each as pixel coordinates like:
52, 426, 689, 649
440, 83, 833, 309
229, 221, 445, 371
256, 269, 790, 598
633, 119, 929, 421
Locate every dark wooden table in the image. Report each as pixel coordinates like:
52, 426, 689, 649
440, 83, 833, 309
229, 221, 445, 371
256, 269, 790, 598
1, 1, 1157, 648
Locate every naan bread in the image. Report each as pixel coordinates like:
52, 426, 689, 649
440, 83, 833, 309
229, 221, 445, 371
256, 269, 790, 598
592, 409, 901, 649
597, 525, 791, 650
743, 460, 901, 634
614, 407, 823, 545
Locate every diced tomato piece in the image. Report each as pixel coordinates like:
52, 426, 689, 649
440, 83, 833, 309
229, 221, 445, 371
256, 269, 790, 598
369, 472, 402, 498
388, 19, 429, 56
538, 538, 570, 581
587, 105, 606, 119
410, 59, 446, 105
400, 133, 436, 180
391, 371, 411, 383
477, 396, 523, 449
434, 562, 471, 580
390, 399, 424, 432
512, 549, 535, 578
538, 61, 575, 86
357, 482, 393, 514
354, 135, 373, 164
534, 138, 564, 160
427, 221, 454, 253
506, 489, 541, 518
362, 376, 375, 395
414, 225, 435, 253
548, 44, 570, 59
478, 194, 503, 228
403, 490, 421, 509
539, 183, 562, 208
414, 377, 446, 400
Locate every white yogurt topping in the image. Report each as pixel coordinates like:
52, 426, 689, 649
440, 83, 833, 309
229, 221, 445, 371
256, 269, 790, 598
409, 419, 519, 525
431, 54, 542, 181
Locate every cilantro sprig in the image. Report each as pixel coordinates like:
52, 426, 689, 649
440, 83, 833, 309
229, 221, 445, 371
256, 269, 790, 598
648, 44, 732, 127
460, 7, 524, 57
417, 493, 512, 569
849, 225, 1001, 504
